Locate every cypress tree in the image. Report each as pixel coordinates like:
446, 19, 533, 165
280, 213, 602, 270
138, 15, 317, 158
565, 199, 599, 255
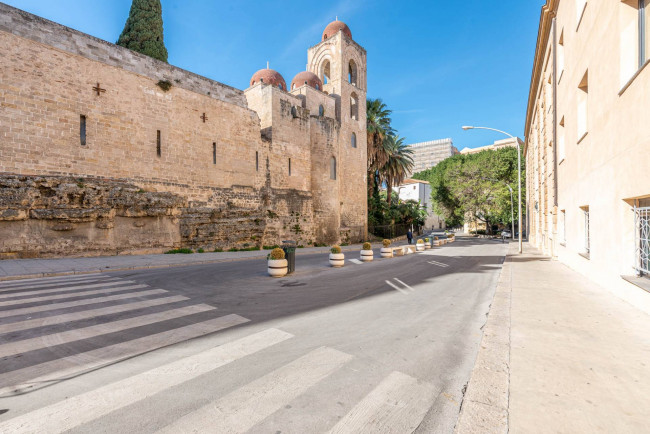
117, 0, 168, 63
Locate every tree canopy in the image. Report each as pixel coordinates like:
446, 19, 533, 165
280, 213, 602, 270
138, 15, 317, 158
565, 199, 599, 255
412, 147, 525, 232
117, 0, 168, 63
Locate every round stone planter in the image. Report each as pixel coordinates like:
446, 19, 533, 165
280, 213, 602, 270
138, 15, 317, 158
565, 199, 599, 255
380, 247, 393, 258
424, 242, 431, 250
416, 243, 425, 252
360, 249, 374, 262
267, 259, 288, 277
329, 253, 345, 267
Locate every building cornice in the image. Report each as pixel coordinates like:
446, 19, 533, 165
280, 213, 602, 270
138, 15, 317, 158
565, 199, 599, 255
524, 0, 558, 155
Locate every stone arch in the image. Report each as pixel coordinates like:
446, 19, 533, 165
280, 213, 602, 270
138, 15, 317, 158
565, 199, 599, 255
321, 59, 331, 85
348, 59, 358, 86
351, 132, 357, 148
350, 92, 359, 120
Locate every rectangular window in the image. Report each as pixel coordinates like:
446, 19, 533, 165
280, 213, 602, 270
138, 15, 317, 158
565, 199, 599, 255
288, 158, 291, 176
581, 206, 590, 258
620, 0, 650, 88
577, 71, 588, 141
560, 209, 566, 244
156, 130, 161, 157
80, 115, 87, 146
558, 116, 565, 162
557, 29, 565, 81
576, 0, 587, 29
634, 197, 650, 275
256, 151, 259, 171
213, 143, 216, 165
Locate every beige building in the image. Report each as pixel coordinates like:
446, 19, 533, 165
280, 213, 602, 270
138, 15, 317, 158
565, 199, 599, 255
407, 138, 459, 175
525, 0, 650, 313
459, 137, 523, 155
396, 179, 446, 230
0, 4, 367, 257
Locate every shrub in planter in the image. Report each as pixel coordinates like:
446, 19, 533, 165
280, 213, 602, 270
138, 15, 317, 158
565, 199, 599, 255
361, 242, 373, 262
380, 239, 393, 258
424, 237, 431, 249
416, 239, 425, 252
329, 245, 345, 267
267, 248, 287, 277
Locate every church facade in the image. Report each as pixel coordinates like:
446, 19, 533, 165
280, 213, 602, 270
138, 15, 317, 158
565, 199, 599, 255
0, 4, 368, 258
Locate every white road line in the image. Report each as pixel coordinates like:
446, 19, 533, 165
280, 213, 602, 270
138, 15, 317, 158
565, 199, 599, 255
0, 289, 168, 319
0, 295, 189, 334
327, 371, 437, 434
349, 259, 363, 265
393, 278, 414, 292
0, 280, 136, 299
427, 260, 449, 268
0, 314, 251, 397
0, 284, 149, 307
158, 346, 353, 434
385, 280, 409, 295
0, 328, 293, 433
0, 304, 216, 358
0, 275, 115, 291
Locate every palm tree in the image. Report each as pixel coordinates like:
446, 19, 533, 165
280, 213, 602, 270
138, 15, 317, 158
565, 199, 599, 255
381, 135, 414, 206
366, 99, 394, 192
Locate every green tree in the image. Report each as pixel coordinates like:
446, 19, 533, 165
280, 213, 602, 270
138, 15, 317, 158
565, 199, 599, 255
381, 135, 414, 207
366, 98, 394, 193
117, 0, 168, 62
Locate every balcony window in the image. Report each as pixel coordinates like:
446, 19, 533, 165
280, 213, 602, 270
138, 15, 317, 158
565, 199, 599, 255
634, 198, 650, 276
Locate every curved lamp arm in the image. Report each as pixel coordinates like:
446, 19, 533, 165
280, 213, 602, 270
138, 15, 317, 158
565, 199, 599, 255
461, 126, 515, 139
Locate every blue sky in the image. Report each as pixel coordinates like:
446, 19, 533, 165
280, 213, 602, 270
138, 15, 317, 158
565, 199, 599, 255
4, 0, 544, 149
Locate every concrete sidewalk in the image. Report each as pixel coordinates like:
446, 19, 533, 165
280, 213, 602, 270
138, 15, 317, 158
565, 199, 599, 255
0, 243, 375, 281
457, 242, 650, 433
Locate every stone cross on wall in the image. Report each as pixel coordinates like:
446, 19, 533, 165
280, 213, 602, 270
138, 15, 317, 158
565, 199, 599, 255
92, 83, 106, 96
201, 112, 208, 123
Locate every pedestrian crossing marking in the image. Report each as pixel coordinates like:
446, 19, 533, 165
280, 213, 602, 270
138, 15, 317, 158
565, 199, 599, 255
0, 275, 115, 291
349, 259, 363, 265
158, 346, 353, 433
0, 279, 136, 299
0, 328, 293, 433
0, 284, 149, 307
427, 260, 449, 268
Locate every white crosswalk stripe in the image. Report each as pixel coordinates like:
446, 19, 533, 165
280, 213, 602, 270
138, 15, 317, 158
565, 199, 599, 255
0, 304, 216, 358
427, 260, 449, 268
0, 295, 189, 334
0, 284, 149, 307
0, 328, 293, 433
158, 346, 353, 433
0, 279, 135, 299
0, 275, 114, 291
349, 258, 363, 264
0, 289, 168, 318
327, 371, 436, 433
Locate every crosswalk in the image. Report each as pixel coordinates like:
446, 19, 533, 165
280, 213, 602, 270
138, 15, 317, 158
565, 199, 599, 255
0, 274, 438, 432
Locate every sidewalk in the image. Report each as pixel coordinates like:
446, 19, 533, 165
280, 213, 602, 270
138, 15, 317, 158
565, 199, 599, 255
0, 243, 374, 281
457, 242, 650, 433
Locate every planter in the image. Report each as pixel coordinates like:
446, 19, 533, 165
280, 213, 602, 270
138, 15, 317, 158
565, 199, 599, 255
329, 253, 345, 267
267, 259, 288, 277
424, 242, 431, 250
416, 243, 425, 252
380, 247, 393, 258
360, 249, 374, 262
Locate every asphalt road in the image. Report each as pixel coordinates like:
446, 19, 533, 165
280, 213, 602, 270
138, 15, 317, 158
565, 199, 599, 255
0, 237, 507, 433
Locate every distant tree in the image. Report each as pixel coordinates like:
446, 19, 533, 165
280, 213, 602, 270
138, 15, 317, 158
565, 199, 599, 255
381, 135, 414, 207
366, 98, 394, 194
117, 0, 168, 62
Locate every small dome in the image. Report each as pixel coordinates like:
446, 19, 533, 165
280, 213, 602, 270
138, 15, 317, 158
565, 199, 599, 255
250, 68, 287, 91
291, 71, 323, 91
322, 20, 352, 41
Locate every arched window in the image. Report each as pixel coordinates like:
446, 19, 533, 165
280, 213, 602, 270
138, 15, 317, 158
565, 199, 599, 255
350, 92, 359, 120
330, 157, 337, 180
278, 83, 283, 90
322, 60, 331, 84
318, 105, 324, 116
351, 132, 357, 148
348, 59, 358, 86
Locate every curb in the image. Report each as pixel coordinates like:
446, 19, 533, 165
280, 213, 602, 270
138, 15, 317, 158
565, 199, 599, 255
454, 243, 513, 433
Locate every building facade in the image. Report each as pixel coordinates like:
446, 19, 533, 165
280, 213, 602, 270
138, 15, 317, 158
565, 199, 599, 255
459, 137, 523, 155
525, 0, 650, 312
396, 179, 446, 230
0, 4, 367, 258
407, 138, 459, 175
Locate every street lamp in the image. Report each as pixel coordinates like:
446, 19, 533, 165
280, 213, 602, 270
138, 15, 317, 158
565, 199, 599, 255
462, 126, 523, 254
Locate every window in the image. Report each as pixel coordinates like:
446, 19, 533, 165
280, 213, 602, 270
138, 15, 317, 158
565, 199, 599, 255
80, 115, 87, 146
322, 60, 331, 84
330, 157, 336, 180
560, 209, 566, 244
558, 116, 565, 162
350, 92, 359, 120
156, 130, 161, 157
576, 0, 587, 29
620, 0, 649, 88
256, 151, 259, 171
278, 83, 283, 91
577, 71, 588, 141
212, 143, 216, 164
581, 206, 590, 258
351, 132, 357, 148
318, 105, 324, 116
557, 29, 565, 81
348, 60, 358, 86
634, 197, 650, 275
288, 158, 292, 176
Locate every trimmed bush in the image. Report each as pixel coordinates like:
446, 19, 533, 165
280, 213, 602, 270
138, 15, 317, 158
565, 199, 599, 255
331, 245, 342, 254
362, 242, 372, 250
424, 238, 430, 242
269, 248, 285, 260
382, 239, 391, 247
434, 236, 439, 240
416, 239, 424, 244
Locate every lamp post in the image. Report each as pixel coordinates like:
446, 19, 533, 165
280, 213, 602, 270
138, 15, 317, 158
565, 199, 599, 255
462, 126, 523, 254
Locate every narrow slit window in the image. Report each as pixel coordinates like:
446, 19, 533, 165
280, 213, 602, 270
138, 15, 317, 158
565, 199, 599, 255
256, 151, 259, 171
80, 115, 86, 146
288, 158, 292, 176
156, 130, 161, 157
212, 143, 216, 164
330, 156, 337, 180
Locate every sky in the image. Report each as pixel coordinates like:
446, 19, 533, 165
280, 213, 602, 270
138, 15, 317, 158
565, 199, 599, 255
4, 0, 545, 150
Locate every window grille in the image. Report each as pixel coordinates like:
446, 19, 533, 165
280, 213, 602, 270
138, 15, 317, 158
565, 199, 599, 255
583, 207, 590, 255
634, 203, 650, 275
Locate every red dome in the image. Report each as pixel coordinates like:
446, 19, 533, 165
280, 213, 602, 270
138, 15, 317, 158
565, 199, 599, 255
291, 71, 323, 91
250, 68, 287, 91
322, 20, 352, 41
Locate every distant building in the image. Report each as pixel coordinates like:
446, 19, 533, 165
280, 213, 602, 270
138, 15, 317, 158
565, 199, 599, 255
459, 137, 523, 155
407, 138, 459, 175
396, 179, 446, 230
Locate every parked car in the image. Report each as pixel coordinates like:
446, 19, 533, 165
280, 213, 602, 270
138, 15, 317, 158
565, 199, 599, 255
502, 229, 512, 239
